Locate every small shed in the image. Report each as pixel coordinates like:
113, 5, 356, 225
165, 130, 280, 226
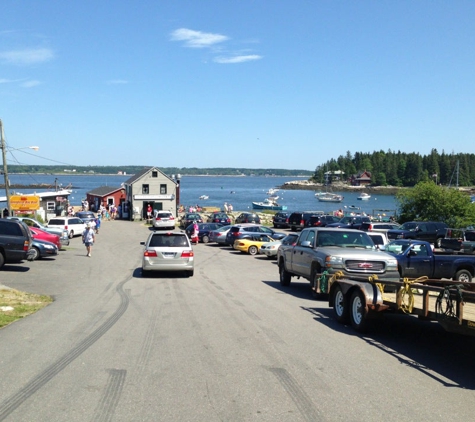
86, 186, 125, 215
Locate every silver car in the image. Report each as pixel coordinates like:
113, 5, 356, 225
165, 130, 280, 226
152, 211, 176, 230
141, 231, 194, 277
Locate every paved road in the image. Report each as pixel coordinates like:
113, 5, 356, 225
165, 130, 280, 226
1, 220, 475, 421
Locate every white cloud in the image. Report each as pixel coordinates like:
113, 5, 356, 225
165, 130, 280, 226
170, 28, 228, 48
214, 55, 262, 64
21, 80, 41, 88
0, 48, 54, 65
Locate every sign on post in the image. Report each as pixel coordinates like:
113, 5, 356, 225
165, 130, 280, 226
10, 195, 40, 211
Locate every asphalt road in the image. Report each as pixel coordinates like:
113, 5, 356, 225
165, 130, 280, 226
1, 220, 475, 421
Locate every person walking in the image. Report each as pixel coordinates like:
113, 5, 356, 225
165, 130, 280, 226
82, 222, 96, 257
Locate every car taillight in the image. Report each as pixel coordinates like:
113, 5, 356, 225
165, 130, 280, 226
144, 250, 158, 257
155, 217, 161, 220
368, 224, 373, 231
65, 225, 68, 229
170, 216, 175, 220
286, 218, 289, 223
23, 240, 29, 251
300, 219, 304, 225
181, 250, 194, 258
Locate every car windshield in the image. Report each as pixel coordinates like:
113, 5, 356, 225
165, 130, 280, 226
401, 222, 417, 231
316, 231, 374, 248
385, 242, 411, 255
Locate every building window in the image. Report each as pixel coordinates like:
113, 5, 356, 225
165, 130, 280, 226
142, 184, 149, 194
152, 171, 158, 178
47, 201, 55, 211
160, 184, 167, 194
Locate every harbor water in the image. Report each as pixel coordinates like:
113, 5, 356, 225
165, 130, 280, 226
1, 174, 398, 216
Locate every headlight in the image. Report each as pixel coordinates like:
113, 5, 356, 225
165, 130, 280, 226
386, 258, 398, 271
44, 245, 55, 250
325, 256, 344, 267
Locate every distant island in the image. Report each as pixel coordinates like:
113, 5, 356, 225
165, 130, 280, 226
7, 165, 313, 178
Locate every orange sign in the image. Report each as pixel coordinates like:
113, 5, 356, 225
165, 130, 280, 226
10, 195, 41, 211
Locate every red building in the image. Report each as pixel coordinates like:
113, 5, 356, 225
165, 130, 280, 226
86, 186, 125, 214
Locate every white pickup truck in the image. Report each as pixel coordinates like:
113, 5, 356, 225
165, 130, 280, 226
277, 227, 400, 298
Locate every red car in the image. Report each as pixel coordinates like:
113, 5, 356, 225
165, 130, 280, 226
29, 227, 62, 249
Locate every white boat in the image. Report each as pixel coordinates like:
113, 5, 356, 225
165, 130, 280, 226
266, 188, 279, 196
199, 195, 209, 200
316, 192, 344, 203
357, 192, 371, 201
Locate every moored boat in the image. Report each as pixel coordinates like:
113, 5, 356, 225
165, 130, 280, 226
199, 195, 209, 200
357, 192, 371, 200
252, 198, 287, 211
316, 192, 344, 203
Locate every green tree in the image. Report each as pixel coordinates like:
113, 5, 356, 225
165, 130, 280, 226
396, 182, 475, 227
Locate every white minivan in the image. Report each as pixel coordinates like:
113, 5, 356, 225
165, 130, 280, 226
47, 217, 87, 238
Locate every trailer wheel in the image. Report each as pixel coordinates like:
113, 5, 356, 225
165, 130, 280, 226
349, 290, 368, 331
279, 264, 291, 286
455, 269, 472, 283
333, 285, 349, 323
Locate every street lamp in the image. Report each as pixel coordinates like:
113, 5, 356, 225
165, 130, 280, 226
0, 119, 40, 216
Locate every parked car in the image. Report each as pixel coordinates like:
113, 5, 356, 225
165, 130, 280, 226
0, 219, 33, 268
272, 212, 290, 229
47, 216, 87, 238
180, 212, 203, 229
387, 221, 448, 247
260, 233, 298, 259
207, 212, 232, 225
367, 232, 389, 249
29, 227, 62, 250
288, 211, 324, 231
305, 215, 341, 227
225, 224, 286, 246
360, 222, 402, 233
209, 225, 232, 244
7, 216, 69, 245
29, 238, 59, 260
184, 222, 224, 243
326, 215, 371, 230
233, 234, 275, 255
152, 211, 176, 230
235, 212, 261, 224
140, 231, 194, 277
440, 227, 475, 253
75, 211, 97, 224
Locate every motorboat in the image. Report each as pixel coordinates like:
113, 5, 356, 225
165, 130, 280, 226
316, 192, 344, 203
252, 198, 287, 211
357, 192, 371, 200
199, 195, 209, 200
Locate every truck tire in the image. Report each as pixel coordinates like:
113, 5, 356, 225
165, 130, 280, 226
455, 269, 472, 283
333, 285, 349, 323
0, 252, 5, 269
349, 290, 368, 332
279, 263, 291, 286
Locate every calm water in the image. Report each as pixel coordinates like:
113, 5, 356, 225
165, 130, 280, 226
1, 174, 398, 215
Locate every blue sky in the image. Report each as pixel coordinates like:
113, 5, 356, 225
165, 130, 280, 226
1, 0, 474, 171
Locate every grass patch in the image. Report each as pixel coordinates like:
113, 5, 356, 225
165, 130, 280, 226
0, 288, 53, 329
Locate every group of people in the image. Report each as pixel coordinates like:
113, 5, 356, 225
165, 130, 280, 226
223, 202, 234, 212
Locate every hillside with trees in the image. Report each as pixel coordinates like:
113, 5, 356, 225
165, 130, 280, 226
312, 149, 475, 187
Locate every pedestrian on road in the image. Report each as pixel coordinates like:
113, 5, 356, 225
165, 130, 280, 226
82, 223, 96, 257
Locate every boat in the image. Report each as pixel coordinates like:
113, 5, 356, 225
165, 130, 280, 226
266, 188, 279, 196
357, 192, 371, 200
316, 192, 344, 203
252, 198, 287, 211
199, 195, 209, 200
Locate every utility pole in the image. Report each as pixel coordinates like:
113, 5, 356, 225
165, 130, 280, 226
0, 119, 11, 216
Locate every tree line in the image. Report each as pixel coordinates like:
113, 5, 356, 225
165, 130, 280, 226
5, 165, 313, 177
313, 149, 475, 187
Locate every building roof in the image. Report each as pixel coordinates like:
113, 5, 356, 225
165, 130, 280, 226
87, 186, 123, 197
123, 167, 175, 185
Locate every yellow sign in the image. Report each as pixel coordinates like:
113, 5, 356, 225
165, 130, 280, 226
10, 195, 41, 211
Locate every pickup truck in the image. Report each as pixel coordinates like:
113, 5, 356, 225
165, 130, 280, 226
0, 219, 33, 268
384, 239, 475, 282
277, 227, 400, 297
440, 228, 475, 254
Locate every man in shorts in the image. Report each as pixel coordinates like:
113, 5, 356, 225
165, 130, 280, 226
82, 223, 96, 257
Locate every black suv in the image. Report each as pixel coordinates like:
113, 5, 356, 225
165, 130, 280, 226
0, 219, 33, 268
387, 221, 448, 246
272, 212, 290, 228
305, 215, 341, 227
326, 216, 371, 230
235, 212, 261, 224
225, 224, 285, 246
288, 211, 323, 231
207, 212, 231, 225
